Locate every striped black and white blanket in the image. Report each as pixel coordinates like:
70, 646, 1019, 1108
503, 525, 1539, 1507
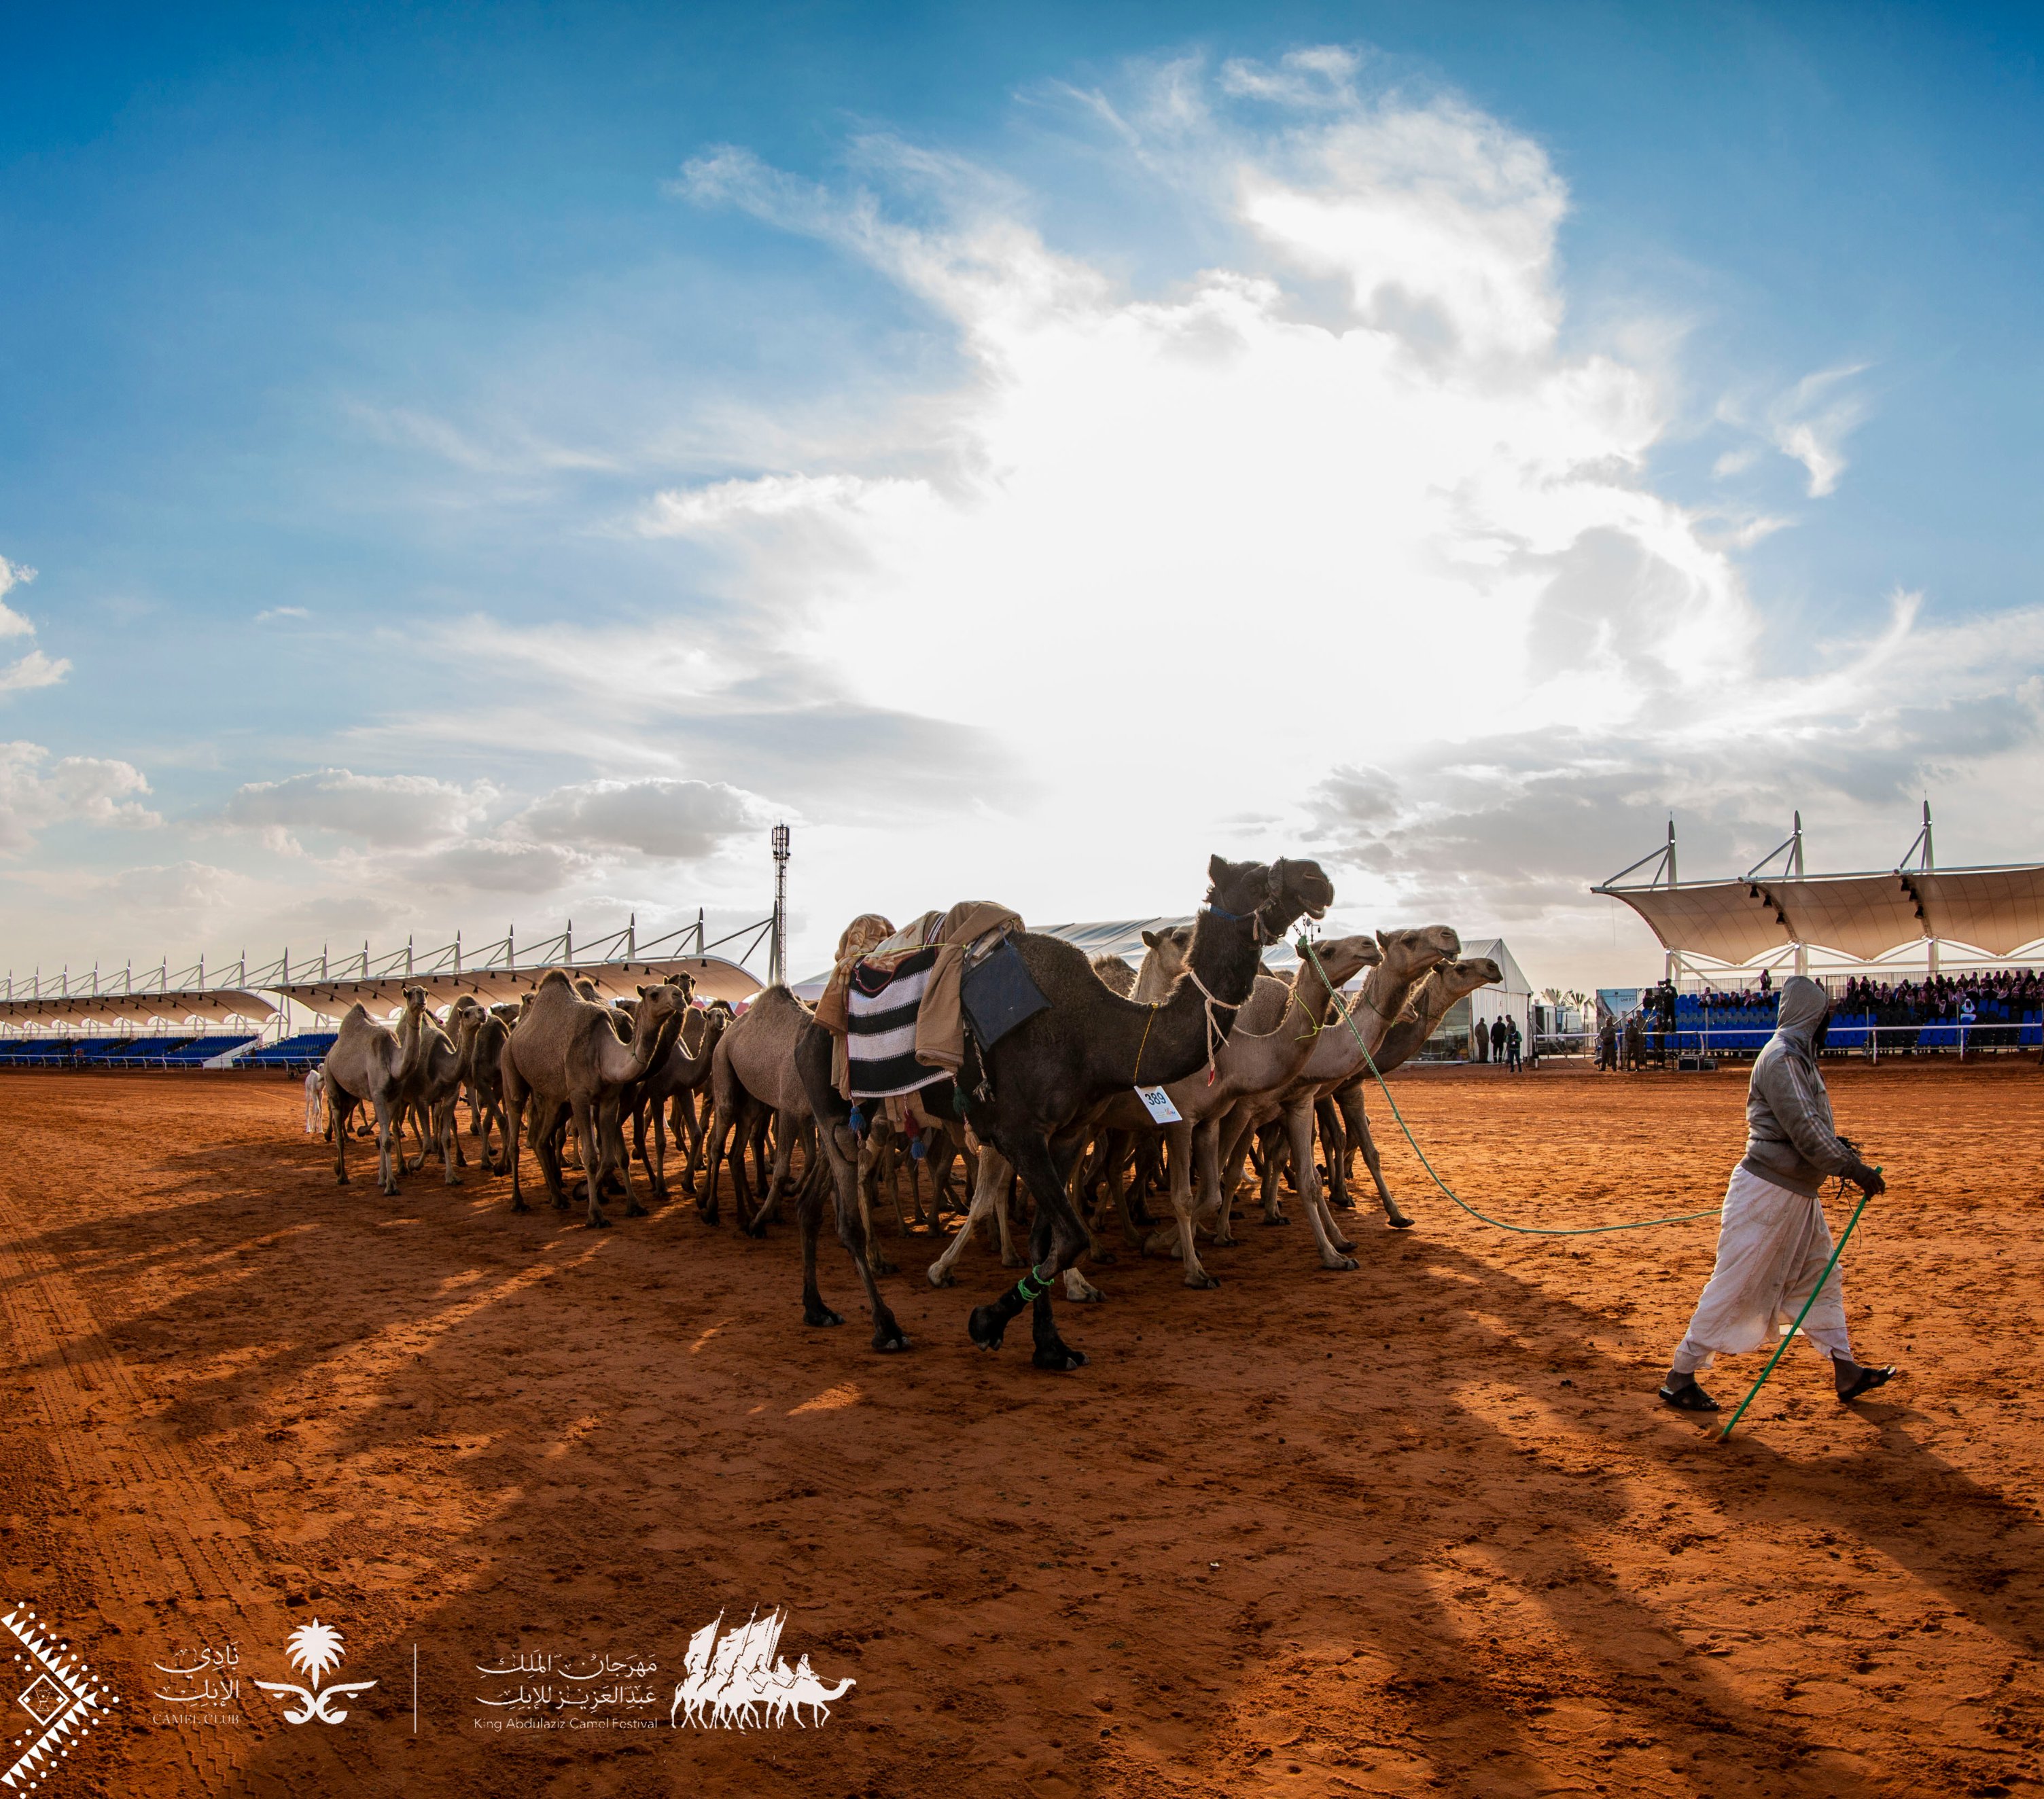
846, 946, 946, 1099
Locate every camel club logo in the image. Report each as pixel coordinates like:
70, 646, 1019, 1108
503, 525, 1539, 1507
669, 1611, 853, 1730
251, 1622, 378, 1726
3, 1604, 116, 1793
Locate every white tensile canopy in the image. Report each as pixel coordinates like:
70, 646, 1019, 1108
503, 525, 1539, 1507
1599, 865, 2044, 965
269, 953, 764, 1021
0, 988, 279, 1029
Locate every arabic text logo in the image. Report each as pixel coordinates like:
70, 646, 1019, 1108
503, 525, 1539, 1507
149, 1639, 243, 1726
251, 1622, 378, 1726
669, 1611, 853, 1730
4, 1605, 116, 1793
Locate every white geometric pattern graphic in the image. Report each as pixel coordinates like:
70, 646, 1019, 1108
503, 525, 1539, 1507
3, 1605, 115, 1792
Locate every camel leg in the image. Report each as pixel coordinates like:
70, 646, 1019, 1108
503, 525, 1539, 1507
578, 1098, 610, 1227
602, 1101, 648, 1217
928, 1147, 1010, 1287
1340, 1086, 1411, 1228
852, 1128, 899, 1275
966, 1132, 1089, 1371
374, 1093, 400, 1196
807, 1122, 909, 1351
646, 1097, 669, 1201
1193, 1116, 1237, 1246
1317, 1093, 1354, 1209
1286, 1099, 1356, 1271
1256, 1121, 1290, 1224
330, 1089, 353, 1183
1143, 1118, 1216, 1287
439, 1099, 461, 1186
504, 1089, 531, 1211
993, 1165, 1027, 1268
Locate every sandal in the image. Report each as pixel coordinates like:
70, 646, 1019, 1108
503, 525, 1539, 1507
1659, 1378, 1721, 1413
1836, 1364, 1898, 1402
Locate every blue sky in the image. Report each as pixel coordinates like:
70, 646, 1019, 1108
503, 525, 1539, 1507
3, 3, 2041, 988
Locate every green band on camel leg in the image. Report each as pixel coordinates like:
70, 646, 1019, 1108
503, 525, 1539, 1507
1012, 1264, 1056, 1304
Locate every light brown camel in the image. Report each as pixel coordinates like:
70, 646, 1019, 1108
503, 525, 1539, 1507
455, 1003, 512, 1172
1091, 933, 1382, 1287
702, 986, 820, 1237
321, 987, 430, 1195
1319, 954, 1503, 1224
1221, 926, 1460, 1267
625, 999, 720, 1201
400, 1010, 467, 1185
500, 972, 692, 1226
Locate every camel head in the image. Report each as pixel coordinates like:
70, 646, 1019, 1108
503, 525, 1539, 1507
1307, 933, 1383, 991
1441, 956, 1503, 1002
633, 980, 692, 1042
1089, 953, 1138, 997
1373, 925, 1461, 981
1204, 854, 1334, 940
399, 984, 429, 1025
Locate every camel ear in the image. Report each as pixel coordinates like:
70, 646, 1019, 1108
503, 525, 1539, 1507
1376, 929, 1391, 950
1141, 930, 1159, 949
1207, 853, 1231, 887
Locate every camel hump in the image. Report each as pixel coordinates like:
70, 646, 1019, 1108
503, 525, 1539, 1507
534, 968, 575, 993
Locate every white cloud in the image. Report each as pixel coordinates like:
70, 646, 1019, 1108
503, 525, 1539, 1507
219, 768, 497, 849
0, 742, 160, 853
0, 555, 69, 696
255, 605, 311, 622
1768, 364, 1868, 497
513, 777, 773, 860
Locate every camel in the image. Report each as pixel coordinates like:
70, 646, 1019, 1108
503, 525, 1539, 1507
453, 1003, 512, 1172
701, 986, 821, 1236
321, 988, 430, 1195
627, 1003, 724, 1200
795, 854, 1333, 1366
500, 973, 692, 1226
302, 1067, 324, 1135
1223, 926, 1460, 1266
1084, 933, 1382, 1287
1318, 953, 1503, 1224
398, 1010, 468, 1184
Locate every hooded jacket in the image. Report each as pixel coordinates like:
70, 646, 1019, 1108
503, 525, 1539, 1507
1740, 974, 1852, 1198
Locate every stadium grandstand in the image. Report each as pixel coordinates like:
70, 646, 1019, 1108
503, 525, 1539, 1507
0, 911, 770, 1072
1594, 804, 2044, 1058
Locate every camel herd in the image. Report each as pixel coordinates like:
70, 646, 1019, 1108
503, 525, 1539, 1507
312, 853, 1502, 1372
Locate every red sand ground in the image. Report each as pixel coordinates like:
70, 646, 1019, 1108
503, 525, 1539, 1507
1, 1060, 2040, 1799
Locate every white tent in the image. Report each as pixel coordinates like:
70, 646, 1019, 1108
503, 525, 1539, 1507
0, 988, 277, 1029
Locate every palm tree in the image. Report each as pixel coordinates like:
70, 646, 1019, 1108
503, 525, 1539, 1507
286, 1621, 345, 1687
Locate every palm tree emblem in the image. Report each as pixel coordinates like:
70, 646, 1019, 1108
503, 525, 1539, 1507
253, 1619, 378, 1724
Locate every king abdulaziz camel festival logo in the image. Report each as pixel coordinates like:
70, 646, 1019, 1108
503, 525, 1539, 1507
669, 1611, 854, 1730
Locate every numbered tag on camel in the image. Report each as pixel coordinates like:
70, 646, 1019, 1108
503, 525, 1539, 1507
1134, 1084, 1182, 1124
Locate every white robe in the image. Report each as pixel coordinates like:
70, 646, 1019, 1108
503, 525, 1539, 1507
1670, 1164, 1852, 1373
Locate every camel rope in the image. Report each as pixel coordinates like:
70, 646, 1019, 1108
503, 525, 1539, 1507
1297, 940, 1723, 1237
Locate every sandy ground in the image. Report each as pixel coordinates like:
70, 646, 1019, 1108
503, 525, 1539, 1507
1, 1058, 2041, 1799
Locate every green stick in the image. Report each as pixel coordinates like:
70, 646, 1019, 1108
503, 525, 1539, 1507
1716, 1179, 1877, 1442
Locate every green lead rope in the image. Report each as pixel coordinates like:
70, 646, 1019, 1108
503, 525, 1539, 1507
1716, 1183, 1874, 1442
1297, 939, 1725, 1238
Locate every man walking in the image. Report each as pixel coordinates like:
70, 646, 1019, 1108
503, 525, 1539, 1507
1505, 1016, 1522, 1073
1658, 975, 1897, 1411
1490, 1016, 1508, 1067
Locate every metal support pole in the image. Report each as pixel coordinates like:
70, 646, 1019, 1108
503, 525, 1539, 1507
1923, 799, 1939, 978
770, 824, 792, 985
628, 913, 636, 961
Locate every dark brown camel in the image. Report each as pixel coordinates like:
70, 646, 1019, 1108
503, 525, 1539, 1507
792, 854, 1333, 1365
